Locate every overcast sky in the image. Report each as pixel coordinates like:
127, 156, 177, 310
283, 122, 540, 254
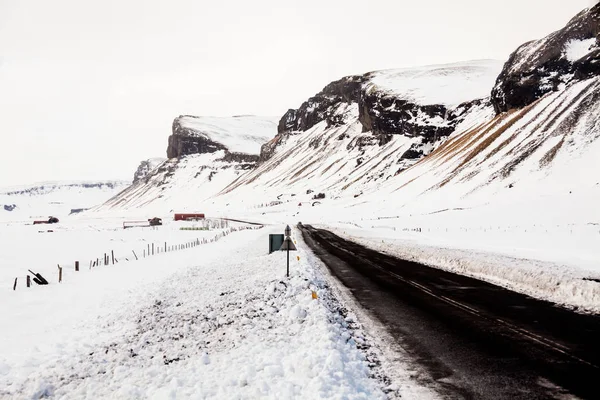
0, 0, 594, 186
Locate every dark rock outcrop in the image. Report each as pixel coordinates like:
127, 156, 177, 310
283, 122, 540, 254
133, 158, 166, 184
167, 116, 227, 159
260, 67, 493, 163
277, 76, 366, 134
359, 85, 486, 142
259, 135, 285, 164
260, 76, 366, 162
216, 152, 259, 170
491, 4, 600, 113
3, 204, 16, 212
165, 115, 265, 173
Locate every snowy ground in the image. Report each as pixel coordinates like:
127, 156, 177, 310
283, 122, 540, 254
0, 216, 236, 289
180, 197, 600, 315
0, 181, 129, 223
0, 220, 439, 399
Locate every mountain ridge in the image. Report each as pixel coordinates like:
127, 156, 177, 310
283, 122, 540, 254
97, 5, 599, 218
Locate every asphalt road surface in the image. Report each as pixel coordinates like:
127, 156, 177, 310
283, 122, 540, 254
299, 224, 600, 399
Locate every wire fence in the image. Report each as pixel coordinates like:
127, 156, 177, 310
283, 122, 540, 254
11, 223, 263, 292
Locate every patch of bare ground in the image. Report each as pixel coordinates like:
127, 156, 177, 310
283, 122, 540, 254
539, 137, 565, 168
482, 100, 546, 163
424, 120, 498, 167
290, 158, 323, 184
342, 173, 367, 190
320, 159, 341, 176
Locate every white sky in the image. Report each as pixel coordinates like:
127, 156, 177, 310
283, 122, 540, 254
0, 0, 593, 186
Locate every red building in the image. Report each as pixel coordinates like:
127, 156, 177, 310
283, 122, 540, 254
174, 213, 205, 221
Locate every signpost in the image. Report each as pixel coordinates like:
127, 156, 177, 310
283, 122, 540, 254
269, 234, 285, 254
279, 225, 297, 277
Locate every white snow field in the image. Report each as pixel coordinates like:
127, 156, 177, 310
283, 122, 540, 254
0, 221, 442, 399
0, 181, 129, 223
0, 215, 237, 288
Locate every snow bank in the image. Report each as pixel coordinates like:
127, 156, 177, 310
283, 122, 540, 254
322, 224, 600, 314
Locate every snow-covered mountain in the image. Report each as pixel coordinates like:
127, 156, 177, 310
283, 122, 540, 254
99, 115, 278, 212
96, 60, 503, 212
168, 115, 277, 157
0, 181, 130, 221
222, 60, 504, 202
100, 4, 599, 224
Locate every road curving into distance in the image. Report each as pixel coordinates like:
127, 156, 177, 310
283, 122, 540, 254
299, 224, 600, 400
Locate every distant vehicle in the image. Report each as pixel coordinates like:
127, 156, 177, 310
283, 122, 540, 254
174, 213, 205, 221
33, 216, 59, 225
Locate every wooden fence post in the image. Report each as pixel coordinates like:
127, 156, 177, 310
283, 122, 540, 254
57, 265, 63, 283
27, 275, 31, 287
13, 277, 17, 290
111, 250, 115, 265
152, 243, 154, 256
165, 242, 167, 252
75, 261, 79, 272
132, 250, 138, 260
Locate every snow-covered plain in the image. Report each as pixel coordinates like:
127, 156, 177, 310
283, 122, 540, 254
0, 216, 236, 288
0, 181, 129, 223
0, 218, 440, 399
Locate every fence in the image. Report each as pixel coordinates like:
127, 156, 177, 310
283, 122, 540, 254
11, 224, 263, 291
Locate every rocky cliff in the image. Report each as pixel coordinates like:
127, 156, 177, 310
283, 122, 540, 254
167, 116, 227, 159
133, 158, 167, 184
168, 115, 276, 163
98, 116, 277, 210
100, 5, 600, 217
491, 4, 599, 113
261, 60, 503, 163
